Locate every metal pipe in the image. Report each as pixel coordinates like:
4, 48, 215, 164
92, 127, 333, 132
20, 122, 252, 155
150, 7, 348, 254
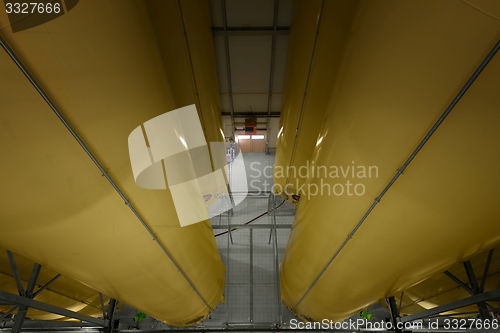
106, 299, 117, 333
33, 274, 61, 297
464, 260, 490, 319
480, 249, 494, 292
0, 35, 212, 313
6, 251, 25, 296
0, 291, 108, 327
25, 263, 42, 298
292, 38, 500, 310
225, 208, 231, 325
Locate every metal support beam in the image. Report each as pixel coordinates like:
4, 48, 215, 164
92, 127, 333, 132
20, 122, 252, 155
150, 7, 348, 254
107, 298, 118, 333
444, 270, 473, 294
6, 251, 25, 296
0, 290, 108, 326
12, 263, 41, 333
12, 306, 28, 333
387, 296, 402, 333
249, 228, 254, 323
33, 274, 61, 297
401, 288, 500, 323
464, 260, 491, 319
480, 249, 494, 292
25, 263, 41, 298
212, 27, 289, 36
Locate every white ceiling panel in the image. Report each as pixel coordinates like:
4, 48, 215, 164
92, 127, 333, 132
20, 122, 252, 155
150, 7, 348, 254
226, 0, 275, 27
229, 36, 272, 93
278, 0, 294, 27
209, 0, 224, 28
232, 94, 268, 113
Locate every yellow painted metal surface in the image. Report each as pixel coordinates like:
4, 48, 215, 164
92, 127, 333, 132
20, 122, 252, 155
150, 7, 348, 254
0, 0, 224, 326
274, 0, 358, 197
279, 0, 500, 322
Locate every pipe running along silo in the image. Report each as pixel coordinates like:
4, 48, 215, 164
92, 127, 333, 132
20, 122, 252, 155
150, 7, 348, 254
276, 0, 500, 323
0, 0, 225, 326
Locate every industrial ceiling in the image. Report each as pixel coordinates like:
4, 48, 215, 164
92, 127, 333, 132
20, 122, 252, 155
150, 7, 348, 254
210, 0, 291, 135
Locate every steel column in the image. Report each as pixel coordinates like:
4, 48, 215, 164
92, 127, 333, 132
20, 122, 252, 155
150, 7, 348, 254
107, 298, 118, 333
480, 249, 494, 292
387, 296, 402, 333
25, 263, 41, 298
6, 251, 25, 296
221, 0, 236, 137
270, 194, 282, 326
444, 270, 473, 294
266, 0, 280, 152
249, 228, 254, 323
464, 260, 490, 319
12, 263, 41, 333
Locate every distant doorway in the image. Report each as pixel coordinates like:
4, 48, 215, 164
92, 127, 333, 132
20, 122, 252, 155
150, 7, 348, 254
236, 132, 266, 152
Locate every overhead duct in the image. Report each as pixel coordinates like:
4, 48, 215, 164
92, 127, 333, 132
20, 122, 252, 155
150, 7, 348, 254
278, 0, 500, 323
0, 0, 224, 326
